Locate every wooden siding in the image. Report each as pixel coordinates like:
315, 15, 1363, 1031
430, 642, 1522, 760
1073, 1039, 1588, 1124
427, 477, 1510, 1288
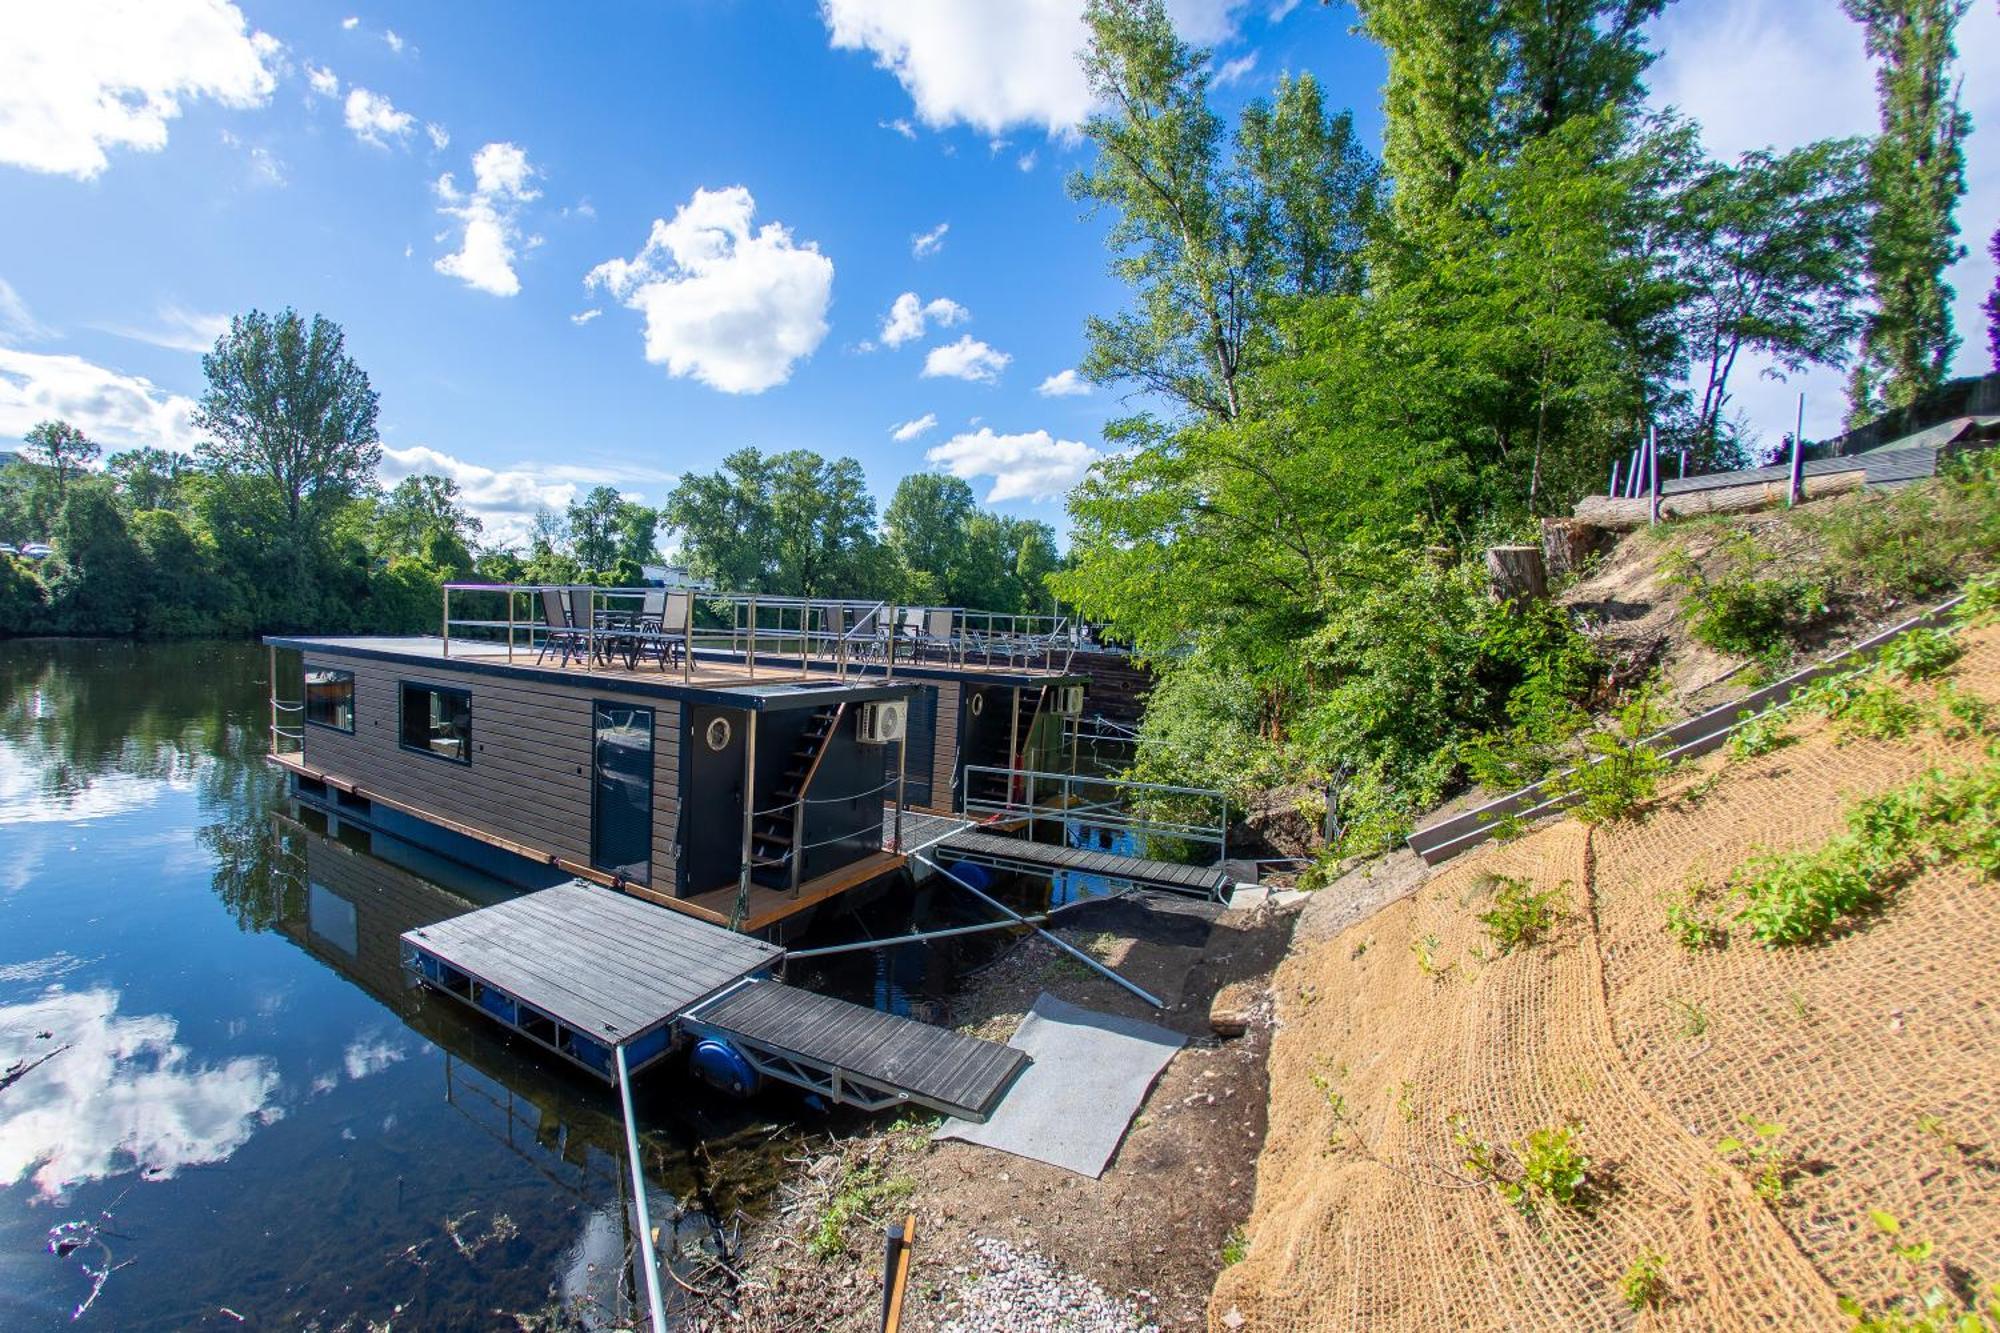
930, 679, 961, 811
299, 655, 682, 889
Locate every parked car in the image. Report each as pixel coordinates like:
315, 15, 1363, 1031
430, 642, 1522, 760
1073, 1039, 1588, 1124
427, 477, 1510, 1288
0, 544, 17, 558
19, 542, 52, 559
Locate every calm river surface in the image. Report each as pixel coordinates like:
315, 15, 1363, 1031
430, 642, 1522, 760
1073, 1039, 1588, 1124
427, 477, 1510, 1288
0, 639, 871, 1330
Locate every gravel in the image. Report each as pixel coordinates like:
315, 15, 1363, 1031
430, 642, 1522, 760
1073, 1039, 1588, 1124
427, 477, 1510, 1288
939, 1236, 1160, 1333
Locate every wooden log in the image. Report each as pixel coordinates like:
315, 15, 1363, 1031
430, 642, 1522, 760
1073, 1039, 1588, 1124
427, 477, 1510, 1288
1540, 518, 1606, 581
1485, 545, 1548, 603
1572, 468, 1867, 530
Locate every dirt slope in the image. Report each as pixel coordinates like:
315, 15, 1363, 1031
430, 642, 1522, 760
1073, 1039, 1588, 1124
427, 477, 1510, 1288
1212, 623, 2000, 1330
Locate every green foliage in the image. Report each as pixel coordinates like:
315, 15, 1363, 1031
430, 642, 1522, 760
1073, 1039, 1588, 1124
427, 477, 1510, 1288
1837, 1212, 2000, 1332
1666, 881, 1725, 950
1220, 1224, 1248, 1266
1802, 453, 2000, 600
1619, 1249, 1669, 1312
1453, 1118, 1595, 1217
1552, 686, 1677, 823
1477, 875, 1566, 954
1877, 627, 1963, 681
1728, 708, 1796, 759
1717, 1116, 1791, 1203
1731, 838, 1883, 946
808, 1162, 913, 1261
1662, 532, 1829, 666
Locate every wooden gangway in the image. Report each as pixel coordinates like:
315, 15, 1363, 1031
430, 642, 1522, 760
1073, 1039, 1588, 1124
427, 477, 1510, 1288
934, 829, 1232, 901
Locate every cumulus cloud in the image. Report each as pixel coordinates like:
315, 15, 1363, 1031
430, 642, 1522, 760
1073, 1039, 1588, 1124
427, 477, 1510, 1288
433, 141, 539, 297
102, 304, 230, 354
1036, 368, 1091, 397
585, 186, 835, 394
926, 426, 1101, 502
891, 412, 938, 442
822, 0, 1246, 134
1647, 0, 1999, 440
922, 334, 1011, 383
0, 987, 281, 1201
0, 0, 279, 179
305, 62, 340, 97
343, 86, 414, 147
0, 348, 202, 453
880, 292, 969, 347
378, 443, 676, 548
341, 15, 359, 29
911, 221, 949, 258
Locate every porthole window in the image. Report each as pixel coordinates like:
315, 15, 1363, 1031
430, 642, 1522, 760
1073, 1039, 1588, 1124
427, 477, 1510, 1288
968, 692, 985, 717
705, 716, 733, 751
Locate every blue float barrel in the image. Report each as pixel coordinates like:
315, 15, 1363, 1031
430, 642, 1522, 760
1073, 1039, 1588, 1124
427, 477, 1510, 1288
687, 1038, 761, 1097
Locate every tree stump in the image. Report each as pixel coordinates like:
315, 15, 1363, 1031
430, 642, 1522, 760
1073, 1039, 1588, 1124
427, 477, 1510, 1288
1485, 545, 1548, 604
1540, 518, 1606, 581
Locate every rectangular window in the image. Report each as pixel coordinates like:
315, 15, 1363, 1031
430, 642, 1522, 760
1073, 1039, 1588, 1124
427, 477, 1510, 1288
591, 701, 654, 885
304, 668, 355, 733
399, 681, 472, 764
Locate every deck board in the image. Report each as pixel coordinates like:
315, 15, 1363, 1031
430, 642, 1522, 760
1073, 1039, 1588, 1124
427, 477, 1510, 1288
934, 830, 1231, 900
401, 880, 780, 1044
690, 981, 1026, 1120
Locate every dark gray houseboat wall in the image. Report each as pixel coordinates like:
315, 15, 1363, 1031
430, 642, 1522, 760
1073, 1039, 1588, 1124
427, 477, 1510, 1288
297, 652, 687, 892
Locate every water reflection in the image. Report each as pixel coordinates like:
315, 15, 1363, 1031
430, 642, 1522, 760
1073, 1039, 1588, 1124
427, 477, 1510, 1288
0, 986, 282, 1202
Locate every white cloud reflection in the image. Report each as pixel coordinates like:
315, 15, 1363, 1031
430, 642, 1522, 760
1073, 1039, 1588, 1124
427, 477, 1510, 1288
0, 988, 282, 1201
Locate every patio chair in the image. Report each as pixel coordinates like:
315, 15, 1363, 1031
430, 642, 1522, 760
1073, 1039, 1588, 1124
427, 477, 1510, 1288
630, 589, 689, 670
535, 588, 587, 667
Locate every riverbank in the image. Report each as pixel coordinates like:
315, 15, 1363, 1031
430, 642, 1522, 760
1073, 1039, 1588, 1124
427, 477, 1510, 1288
680, 892, 1299, 1332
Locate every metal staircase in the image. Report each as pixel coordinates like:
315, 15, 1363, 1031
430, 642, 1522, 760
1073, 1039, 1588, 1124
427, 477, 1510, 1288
751, 702, 844, 889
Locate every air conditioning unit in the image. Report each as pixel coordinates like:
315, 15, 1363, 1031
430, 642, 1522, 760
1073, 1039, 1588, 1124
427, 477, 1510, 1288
857, 699, 907, 745
1053, 684, 1085, 717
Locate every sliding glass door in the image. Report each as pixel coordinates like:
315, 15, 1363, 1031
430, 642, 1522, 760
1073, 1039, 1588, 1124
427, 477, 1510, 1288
591, 701, 653, 884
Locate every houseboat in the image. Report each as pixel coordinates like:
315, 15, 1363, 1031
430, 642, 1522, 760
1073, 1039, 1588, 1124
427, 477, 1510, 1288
265, 585, 1094, 935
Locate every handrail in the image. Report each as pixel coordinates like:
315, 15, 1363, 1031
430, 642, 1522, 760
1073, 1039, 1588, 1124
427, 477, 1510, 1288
788, 701, 848, 896
961, 765, 1230, 865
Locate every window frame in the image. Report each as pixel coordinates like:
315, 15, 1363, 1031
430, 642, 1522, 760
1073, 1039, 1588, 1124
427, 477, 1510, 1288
589, 698, 655, 886
397, 679, 474, 766
303, 667, 357, 735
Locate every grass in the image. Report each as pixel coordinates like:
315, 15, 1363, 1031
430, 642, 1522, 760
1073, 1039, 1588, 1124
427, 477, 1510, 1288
809, 1162, 914, 1261
1220, 1224, 1248, 1267
1662, 530, 1830, 668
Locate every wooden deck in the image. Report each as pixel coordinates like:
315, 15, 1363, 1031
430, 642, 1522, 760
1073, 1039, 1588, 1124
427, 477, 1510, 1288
686, 980, 1028, 1120
935, 829, 1232, 900
402, 881, 780, 1047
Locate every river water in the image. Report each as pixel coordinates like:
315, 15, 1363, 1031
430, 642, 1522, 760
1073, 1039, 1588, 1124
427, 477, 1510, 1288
0, 639, 850, 1330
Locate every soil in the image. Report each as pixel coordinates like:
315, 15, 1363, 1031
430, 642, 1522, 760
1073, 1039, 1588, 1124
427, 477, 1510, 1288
682, 892, 1301, 1332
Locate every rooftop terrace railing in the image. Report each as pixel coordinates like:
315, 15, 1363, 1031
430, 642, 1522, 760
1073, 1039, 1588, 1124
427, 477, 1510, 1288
438, 583, 1082, 681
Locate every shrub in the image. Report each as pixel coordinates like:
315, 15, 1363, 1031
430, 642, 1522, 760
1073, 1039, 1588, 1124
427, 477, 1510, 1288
1875, 627, 1963, 682
1553, 687, 1677, 823
1728, 708, 1795, 759
1619, 1250, 1669, 1312
1718, 1116, 1791, 1203
1478, 875, 1566, 954
1803, 450, 2000, 600
1662, 533, 1829, 666
1731, 839, 1882, 946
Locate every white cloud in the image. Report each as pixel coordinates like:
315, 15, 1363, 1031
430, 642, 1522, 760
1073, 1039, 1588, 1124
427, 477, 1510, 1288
1213, 53, 1257, 87
383, 28, 406, 53
433, 141, 539, 297
881, 117, 917, 139
0, 0, 279, 179
341, 15, 359, 29
911, 221, 949, 258
379, 443, 676, 548
305, 62, 340, 97
926, 426, 1101, 502
102, 304, 230, 354
1037, 368, 1091, 397
1647, 0, 1999, 442
0, 278, 55, 344
922, 334, 1011, 383
341, 1036, 407, 1080
343, 86, 414, 147
0, 347, 202, 453
585, 185, 835, 394
425, 121, 449, 150
1018, 149, 1039, 172
571, 308, 602, 325
248, 144, 283, 185
821, 0, 1246, 135
891, 412, 938, 442
0, 987, 281, 1201
881, 292, 970, 347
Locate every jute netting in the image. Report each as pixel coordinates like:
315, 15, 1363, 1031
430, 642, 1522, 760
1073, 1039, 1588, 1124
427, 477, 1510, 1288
1212, 624, 2000, 1331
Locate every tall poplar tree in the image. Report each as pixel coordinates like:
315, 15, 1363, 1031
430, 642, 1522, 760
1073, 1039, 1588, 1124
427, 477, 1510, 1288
1842, 0, 1970, 421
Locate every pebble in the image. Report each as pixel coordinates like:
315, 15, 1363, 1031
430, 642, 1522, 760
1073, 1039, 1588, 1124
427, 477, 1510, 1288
940, 1236, 1160, 1333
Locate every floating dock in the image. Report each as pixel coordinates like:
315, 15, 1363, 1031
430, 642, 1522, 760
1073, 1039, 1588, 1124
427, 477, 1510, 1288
400, 878, 1026, 1119
935, 829, 1232, 901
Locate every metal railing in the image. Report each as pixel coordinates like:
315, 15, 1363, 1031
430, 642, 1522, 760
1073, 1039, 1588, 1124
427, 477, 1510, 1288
960, 765, 1229, 866
437, 582, 1082, 680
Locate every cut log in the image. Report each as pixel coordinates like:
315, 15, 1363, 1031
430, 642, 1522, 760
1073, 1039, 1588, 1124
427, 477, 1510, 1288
1573, 468, 1867, 530
1485, 545, 1548, 604
1540, 518, 1607, 581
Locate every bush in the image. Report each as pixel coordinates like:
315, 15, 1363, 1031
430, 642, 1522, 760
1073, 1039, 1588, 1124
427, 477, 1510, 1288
1731, 840, 1882, 946
1801, 450, 2000, 600
1478, 875, 1566, 953
1553, 687, 1677, 823
1662, 532, 1829, 666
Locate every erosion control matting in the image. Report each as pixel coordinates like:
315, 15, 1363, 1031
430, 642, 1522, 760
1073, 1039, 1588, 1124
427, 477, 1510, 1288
935, 992, 1185, 1178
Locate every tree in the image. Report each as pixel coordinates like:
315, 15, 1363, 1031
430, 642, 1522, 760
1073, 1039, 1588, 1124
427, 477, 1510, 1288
613, 501, 660, 567
663, 449, 776, 589
1071, 0, 1378, 421
376, 474, 482, 574
884, 475, 977, 594
1354, 0, 1663, 226
23, 420, 100, 505
1667, 139, 1872, 448
1985, 224, 1999, 371
1842, 0, 1971, 421
106, 447, 191, 512
45, 480, 143, 633
767, 451, 881, 598
194, 309, 381, 542
566, 486, 624, 572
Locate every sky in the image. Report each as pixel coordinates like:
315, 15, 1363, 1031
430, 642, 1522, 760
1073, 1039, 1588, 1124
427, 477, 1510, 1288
0, 0, 1993, 551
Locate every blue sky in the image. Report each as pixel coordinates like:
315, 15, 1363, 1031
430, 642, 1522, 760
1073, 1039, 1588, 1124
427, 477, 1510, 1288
0, 1, 1993, 549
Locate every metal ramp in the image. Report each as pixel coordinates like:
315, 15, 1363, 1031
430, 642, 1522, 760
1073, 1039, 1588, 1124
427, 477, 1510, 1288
935, 829, 1231, 901
400, 880, 781, 1082
683, 979, 1028, 1121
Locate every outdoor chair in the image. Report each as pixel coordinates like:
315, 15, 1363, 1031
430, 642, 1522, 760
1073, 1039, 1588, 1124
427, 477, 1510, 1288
628, 589, 689, 671
535, 588, 587, 667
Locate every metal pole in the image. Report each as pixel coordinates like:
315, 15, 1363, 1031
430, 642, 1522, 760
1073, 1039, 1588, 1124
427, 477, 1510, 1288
916, 852, 1164, 1007
1647, 425, 1661, 527
683, 589, 694, 685
1608, 458, 1620, 496
748, 597, 757, 679
734, 708, 759, 929
1789, 392, 1806, 507
785, 914, 1051, 959
895, 719, 908, 851
442, 586, 451, 657
268, 644, 278, 756
613, 1043, 670, 1333
507, 589, 516, 663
